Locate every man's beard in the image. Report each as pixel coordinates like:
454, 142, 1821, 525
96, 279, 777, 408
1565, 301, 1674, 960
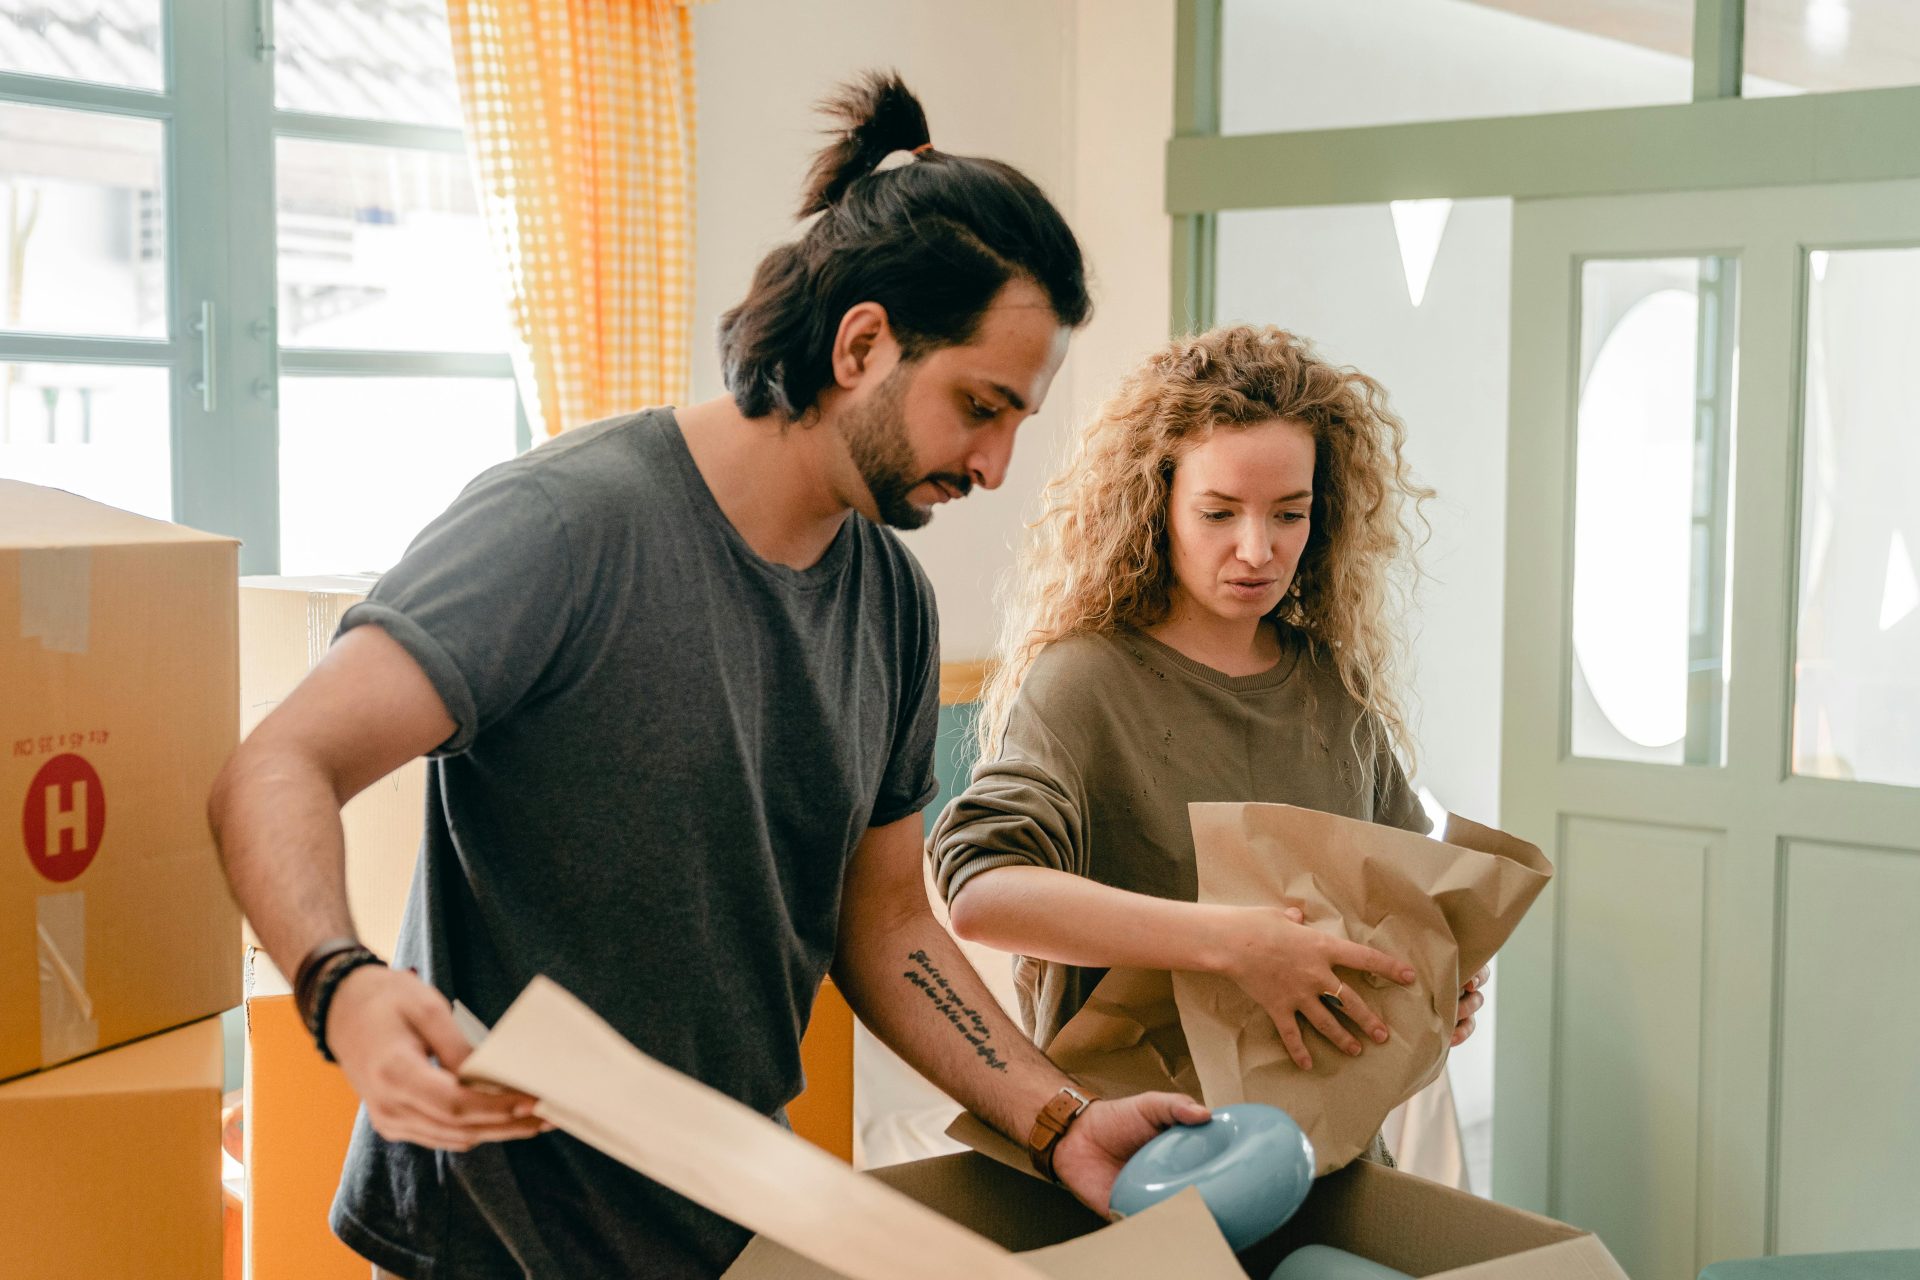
839, 366, 970, 530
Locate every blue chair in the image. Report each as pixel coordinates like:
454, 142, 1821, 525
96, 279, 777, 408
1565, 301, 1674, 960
1698, 1251, 1920, 1279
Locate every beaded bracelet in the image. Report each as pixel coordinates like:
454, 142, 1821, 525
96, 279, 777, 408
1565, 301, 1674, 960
293, 935, 364, 1029
308, 946, 386, 1063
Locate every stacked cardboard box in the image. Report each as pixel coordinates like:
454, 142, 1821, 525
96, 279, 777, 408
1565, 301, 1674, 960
239, 575, 424, 959
0, 1017, 226, 1279
243, 952, 370, 1280
1, 481, 242, 1276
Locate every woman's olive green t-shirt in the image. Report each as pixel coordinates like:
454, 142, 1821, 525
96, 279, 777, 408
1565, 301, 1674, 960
928, 626, 1430, 1050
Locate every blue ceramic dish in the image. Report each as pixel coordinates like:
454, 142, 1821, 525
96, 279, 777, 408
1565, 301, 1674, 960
1269, 1244, 1413, 1279
1109, 1103, 1315, 1252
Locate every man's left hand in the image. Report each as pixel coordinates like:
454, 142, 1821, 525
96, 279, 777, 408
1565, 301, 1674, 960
1051, 1092, 1212, 1217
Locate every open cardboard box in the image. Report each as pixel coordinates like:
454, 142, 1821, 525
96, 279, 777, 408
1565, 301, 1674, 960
459, 977, 1625, 1280
848, 1115, 1631, 1280
728, 1148, 1624, 1279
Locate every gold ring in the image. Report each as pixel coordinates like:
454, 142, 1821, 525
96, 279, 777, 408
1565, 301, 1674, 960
1320, 985, 1345, 1011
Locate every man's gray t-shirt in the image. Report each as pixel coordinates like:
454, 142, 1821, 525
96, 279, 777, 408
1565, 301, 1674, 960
327, 409, 940, 1279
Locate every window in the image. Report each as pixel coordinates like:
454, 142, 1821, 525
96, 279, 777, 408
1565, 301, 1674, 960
1792, 245, 1920, 788
1219, 0, 1693, 136
0, 0, 528, 575
1745, 0, 1920, 96
1569, 257, 1739, 767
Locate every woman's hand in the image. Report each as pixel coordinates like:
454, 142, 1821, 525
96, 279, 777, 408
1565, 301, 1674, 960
1452, 964, 1489, 1047
1214, 905, 1417, 1070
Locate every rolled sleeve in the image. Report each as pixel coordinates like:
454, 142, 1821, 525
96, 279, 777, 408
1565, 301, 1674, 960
336, 600, 481, 755
927, 709, 1089, 907
334, 468, 578, 757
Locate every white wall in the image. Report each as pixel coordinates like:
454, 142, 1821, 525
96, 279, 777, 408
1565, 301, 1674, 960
691, 0, 1126, 661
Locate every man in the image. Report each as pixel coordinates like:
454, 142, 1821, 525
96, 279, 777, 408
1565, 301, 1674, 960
210, 73, 1206, 1279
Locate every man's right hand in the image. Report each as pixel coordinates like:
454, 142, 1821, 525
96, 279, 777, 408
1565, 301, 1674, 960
326, 965, 547, 1151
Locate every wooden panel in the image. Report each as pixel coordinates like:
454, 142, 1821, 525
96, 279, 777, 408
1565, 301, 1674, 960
938, 661, 992, 708
1555, 817, 1715, 1280
1775, 841, 1920, 1252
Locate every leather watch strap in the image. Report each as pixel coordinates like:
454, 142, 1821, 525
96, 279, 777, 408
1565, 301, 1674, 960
1026, 1085, 1094, 1183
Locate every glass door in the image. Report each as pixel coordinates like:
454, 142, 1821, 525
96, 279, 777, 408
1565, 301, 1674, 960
1496, 178, 1920, 1277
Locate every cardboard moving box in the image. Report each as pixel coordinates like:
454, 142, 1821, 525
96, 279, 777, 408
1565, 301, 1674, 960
456, 976, 1627, 1280
1, 481, 240, 1081
792, 977, 855, 1162
929, 1116, 1629, 1280
730, 1152, 1627, 1279
242, 951, 370, 1280
239, 575, 423, 958
0, 1016, 225, 1279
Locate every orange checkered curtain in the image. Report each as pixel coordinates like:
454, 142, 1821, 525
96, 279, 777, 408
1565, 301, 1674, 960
447, 0, 700, 437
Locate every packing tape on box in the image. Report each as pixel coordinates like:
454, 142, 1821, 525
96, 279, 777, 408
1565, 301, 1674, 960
37, 892, 100, 1064
20, 546, 92, 654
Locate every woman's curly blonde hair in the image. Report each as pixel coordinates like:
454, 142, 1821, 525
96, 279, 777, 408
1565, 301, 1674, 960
977, 325, 1433, 767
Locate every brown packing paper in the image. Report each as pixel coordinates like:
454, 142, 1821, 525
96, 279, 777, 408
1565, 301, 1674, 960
1044, 966, 1202, 1099
458, 976, 1247, 1280
1174, 804, 1551, 1174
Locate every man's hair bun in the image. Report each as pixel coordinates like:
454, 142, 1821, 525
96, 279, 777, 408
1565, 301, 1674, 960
797, 70, 931, 217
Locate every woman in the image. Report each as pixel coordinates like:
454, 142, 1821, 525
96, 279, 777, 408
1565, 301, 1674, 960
929, 325, 1485, 1083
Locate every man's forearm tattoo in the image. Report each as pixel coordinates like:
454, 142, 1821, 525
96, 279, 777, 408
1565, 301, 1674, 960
903, 948, 1009, 1072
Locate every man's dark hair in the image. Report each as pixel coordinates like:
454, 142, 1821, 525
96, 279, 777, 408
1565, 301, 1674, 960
718, 71, 1091, 421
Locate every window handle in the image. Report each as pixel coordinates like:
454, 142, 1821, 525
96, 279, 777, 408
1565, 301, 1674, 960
256, 0, 275, 59
189, 300, 216, 413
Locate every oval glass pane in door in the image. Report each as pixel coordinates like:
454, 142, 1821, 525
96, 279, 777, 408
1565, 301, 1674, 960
1570, 257, 1738, 766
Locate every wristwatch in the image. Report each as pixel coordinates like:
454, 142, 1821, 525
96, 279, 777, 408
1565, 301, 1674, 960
1026, 1085, 1095, 1182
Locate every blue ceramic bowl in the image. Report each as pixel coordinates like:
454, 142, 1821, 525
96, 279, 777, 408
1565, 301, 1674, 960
1269, 1244, 1412, 1279
1109, 1103, 1315, 1252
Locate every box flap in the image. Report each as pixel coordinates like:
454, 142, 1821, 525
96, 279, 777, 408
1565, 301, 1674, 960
0, 481, 233, 549
460, 976, 1049, 1280
948, 1109, 1047, 1181
1241, 1160, 1600, 1278
867, 1151, 1100, 1251
239, 574, 381, 596
1434, 1236, 1628, 1279
245, 946, 291, 998
727, 1189, 1243, 1280
1025, 1190, 1244, 1278
0, 1018, 222, 1101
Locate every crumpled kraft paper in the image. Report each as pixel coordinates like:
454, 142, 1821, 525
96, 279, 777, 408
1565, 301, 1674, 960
1044, 966, 1202, 1100
1049, 804, 1550, 1176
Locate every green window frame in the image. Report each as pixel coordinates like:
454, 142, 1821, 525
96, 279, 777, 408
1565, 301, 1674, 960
1169, 0, 1920, 330
0, 0, 527, 574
